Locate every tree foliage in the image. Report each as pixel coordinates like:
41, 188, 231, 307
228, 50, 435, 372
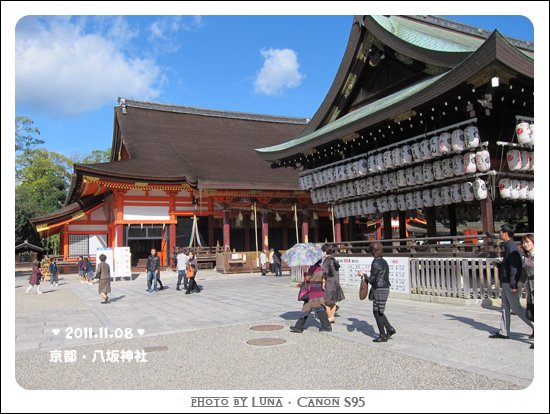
16, 116, 44, 152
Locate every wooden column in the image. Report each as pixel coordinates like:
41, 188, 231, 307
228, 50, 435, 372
342, 218, 349, 242
334, 219, 342, 243
208, 215, 215, 247
426, 207, 437, 238
114, 190, 125, 247
168, 191, 176, 254
480, 197, 494, 251
62, 224, 69, 258
313, 220, 319, 243
262, 213, 269, 251
244, 218, 251, 251
301, 213, 309, 243
448, 205, 457, 236
527, 202, 534, 233
223, 210, 231, 251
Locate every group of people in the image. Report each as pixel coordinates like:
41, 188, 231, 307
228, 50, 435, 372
260, 248, 282, 276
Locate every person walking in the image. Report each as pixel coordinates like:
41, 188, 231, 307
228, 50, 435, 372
77, 256, 86, 283
185, 251, 200, 294
358, 241, 396, 342
176, 248, 189, 291
321, 245, 345, 323
146, 248, 161, 292
269, 248, 275, 274
25, 261, 43, 295
489, 224, 534, 339
48, 258, 59, 287
260, 250, 268, 276
95, 254, 111, 304
521, 234, 534, 348
273, 248, 283, 276
290, 261, 332, 333
82, 257, 93, 284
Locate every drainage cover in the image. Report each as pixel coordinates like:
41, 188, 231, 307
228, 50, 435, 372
250, 324, 284, 332
247, 338, 286, 346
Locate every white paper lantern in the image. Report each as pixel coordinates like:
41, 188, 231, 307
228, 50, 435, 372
441, 186, 452, 205
520, 150, 530, 171
461, 182, 475, 202
388, 195, 398, 211
519, 180, 528, 199
383, 150, 393, 169
527, 181, 534, 200
299, 176, 306, 190
397, 194, 407, 211
528, 152, 534, 171
346, 181, 356, 197
421, 139, 432, 160
406, 192, 416, 210
439, 132, 452, 154
452, 154, 465, 176
360, 200, 369, 215
451, 129, 465, 152
415, 191, 424, 209
357, 159, 368, 176
377, 197, 388, 213
475, 150, 491, 172
397, 170, 407, 187
499, 178, 512, 199
411, 143, 422, 162
432, 188, 442, 206
463, 152, 477, 174
422, 189, 434, 207
464, 125, 480, 148
516, 121, 533, 145
367, 156, 376, 173
430, 135, 441, 158
375, 153, 385, 172
423, 162, 434, 183
373, 175, 383, 192
388, 172, 398, 190
414, 165, 424, 184
511, 179, 520, 200
353, 180, 362, 196
366, 177, 374, 194
433, 160, 444, 180
343, 163, 352, 180
529, 123, 534, 143
391, 148, 401, 168
442, 158, 455, 178
406, 167, 416, 186
401, 145, 413, 165
382, 174, 390, 190
506, 149, 522, 171
451, 184, 462, 204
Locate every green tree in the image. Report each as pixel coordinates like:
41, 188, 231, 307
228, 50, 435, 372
16, 116, 44, 152
69, 148, 111, 165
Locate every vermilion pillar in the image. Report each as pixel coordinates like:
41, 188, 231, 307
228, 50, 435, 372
62, 224, 69, 258
301, 213, 309, 243
168, 192, 176, 255
334, 219, 342, 243
114, 191, 125, 247
223, 210, 231, 251
262, 213, 269, 251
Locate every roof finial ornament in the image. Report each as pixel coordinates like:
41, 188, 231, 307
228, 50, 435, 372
118, 97, 127, 114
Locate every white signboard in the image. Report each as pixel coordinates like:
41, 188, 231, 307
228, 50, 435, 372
114, 247, 132, 279
337, 256, 410, 293
95, 247, 114, 279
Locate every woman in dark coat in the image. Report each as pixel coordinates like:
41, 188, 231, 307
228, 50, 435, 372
521, 234, 534, 348
321, 245, 345, 322
95, 254, 111, 304
290, 261, 332, 333
25, 261, 42, 295
358, 241, 396, 342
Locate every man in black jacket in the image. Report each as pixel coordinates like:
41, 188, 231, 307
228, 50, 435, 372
489, 224, 533, 339
146, 249, 162, 292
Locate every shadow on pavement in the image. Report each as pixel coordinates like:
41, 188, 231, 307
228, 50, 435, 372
443, 313, 532, 343
108, 295, 126, 303
344, 317, 376, 337
278, 311, 303, 321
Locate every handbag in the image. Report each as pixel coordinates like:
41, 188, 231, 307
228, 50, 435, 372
368, 288, 375, 301
359, 278, 369, 300
185, 264, 195, 278
298, 282, 310, 302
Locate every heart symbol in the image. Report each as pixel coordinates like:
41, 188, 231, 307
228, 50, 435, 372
137, 329, 145, 336
52, 329, 60, 336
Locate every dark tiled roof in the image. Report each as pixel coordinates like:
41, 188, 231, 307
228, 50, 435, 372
15, 241, 44, 252
87, 100, 308, 190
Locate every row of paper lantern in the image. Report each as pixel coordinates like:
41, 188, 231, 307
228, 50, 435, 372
507, 149, 534, 171
499, 179, 534, 200
516, 121, 534, 146
299, 125, 481, 190
332, 179, 489, 218
310, 151, 491, 204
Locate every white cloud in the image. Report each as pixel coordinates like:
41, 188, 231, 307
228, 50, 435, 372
16, 16, 162, 116
254, 48, 304, 95
148, 15, 203, 41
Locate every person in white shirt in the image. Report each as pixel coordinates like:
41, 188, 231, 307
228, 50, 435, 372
176, 248, 189, 291
269, 248, 275, 274
260, 250, 268, 275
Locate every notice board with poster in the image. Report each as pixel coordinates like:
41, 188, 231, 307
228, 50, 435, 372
337, 256, 410, 293
114, 247, 132, 279
94, 247, 114, 279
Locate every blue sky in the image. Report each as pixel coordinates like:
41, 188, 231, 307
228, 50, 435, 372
14, 15, 534, 157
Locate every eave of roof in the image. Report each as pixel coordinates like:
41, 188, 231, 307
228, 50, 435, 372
256, 31, 533, 161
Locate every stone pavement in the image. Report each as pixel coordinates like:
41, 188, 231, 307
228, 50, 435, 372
14, 270, 534, 390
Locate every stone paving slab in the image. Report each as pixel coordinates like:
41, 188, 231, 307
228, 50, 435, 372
14, 270, 535, 389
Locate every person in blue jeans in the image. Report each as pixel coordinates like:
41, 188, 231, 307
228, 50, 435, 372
146, 248, 161, 292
